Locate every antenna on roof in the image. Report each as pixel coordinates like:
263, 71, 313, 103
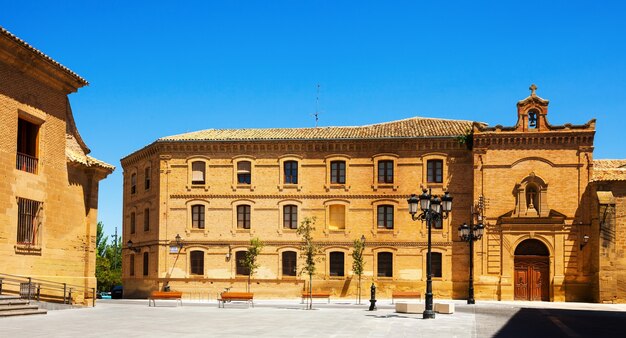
312, 84, 321, 127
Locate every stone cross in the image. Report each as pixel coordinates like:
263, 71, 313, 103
529, 84, 537, 96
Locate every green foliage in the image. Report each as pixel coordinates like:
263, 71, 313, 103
457, 129, 473, 150
240, 237, 264, 292
95, 222, 121, 292
351, 238, 365, 277
296, 217, 323, 277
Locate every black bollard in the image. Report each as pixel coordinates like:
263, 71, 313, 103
369, 283, 377, 311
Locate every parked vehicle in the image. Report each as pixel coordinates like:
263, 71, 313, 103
97, 291, 111, 299
111, 285, 123, 299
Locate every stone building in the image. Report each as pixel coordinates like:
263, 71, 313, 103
121, 87, 625, 303
0, 27, 113, 304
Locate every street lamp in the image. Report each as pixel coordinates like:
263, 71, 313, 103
175, 234, 184, 249
407, 188, 453, 319
458, 221, 484, 304
126, 240, 139, 253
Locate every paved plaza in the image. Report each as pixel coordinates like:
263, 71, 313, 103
2, 299, 626, 337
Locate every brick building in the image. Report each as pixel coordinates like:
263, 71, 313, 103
121, 87, 625, 303
0, 27, 113, 304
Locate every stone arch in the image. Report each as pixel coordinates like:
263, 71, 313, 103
513, 239, 550, 301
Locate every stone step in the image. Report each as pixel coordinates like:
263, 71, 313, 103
0, 309, 47, 317
0, 304, 40, 312
0, 298, 29, 306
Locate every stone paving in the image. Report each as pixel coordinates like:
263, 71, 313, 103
2, 299, 626, 337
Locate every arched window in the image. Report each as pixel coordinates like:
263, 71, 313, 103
377, 205, 394, 229
236, 251, 249, 275
282, 251, 297, 276
528, 109, 538, 128
284, 161, 298, 184
129, 254, 135, 276
130, 212, 136, 234
237, 161, 252, 184
130, 173, 137, 194
431, 252, 442, 278
329, 252, 345, 277
330, 161, 346, 184
283, 205, 298, 229
378, 160, 394, 183
191, 161, 206, 185
143, 208, 150, 232
427, 160, 443, 183
237, 205, 251, 229
328, 205, 346, 230
377, 252, 393, 277
191, 205, 205, 229
190, 251, 204, 275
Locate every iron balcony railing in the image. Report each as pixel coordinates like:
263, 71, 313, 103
16, 152, 38, 174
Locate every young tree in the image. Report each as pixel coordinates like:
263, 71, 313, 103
297, 217, 323, 310
351, 237, 366, 304
95, 222, 121, 292
241, 237, 264, 292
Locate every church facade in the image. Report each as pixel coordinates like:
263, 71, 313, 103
121, 87, 625, 303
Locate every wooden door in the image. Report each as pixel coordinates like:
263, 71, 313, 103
514, 257, 549, 301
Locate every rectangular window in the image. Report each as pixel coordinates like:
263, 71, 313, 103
284, 161, 298, 184
377, 160, 394, 183
143, 252, 149, 276
236, 251, 249, 275
17, 197, 42, 245
237, 205, 251, 229
329, 205, 345, 230
282, 251, 297, 276
144, 167, 151, 190
329, 252, 345, 277
16, 118, 39, 174
237, 161, 251, 184
191, 161, 206, 185
330, 161, 346, 184
130, 212, 136, 234
427, 159, 443, 183
431, 252, 442, 278
190, 251, 204, 275
377, 205, 394, 229
130, 173, 137, 194
129, 254, 135, 276
283, 205, 298, 229
143, 208, 150, 231
377, 252, 393, 277
192, 205, 205, 229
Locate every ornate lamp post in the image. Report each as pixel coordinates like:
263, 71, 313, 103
458, 221, 484, 304
407, 188, 452, 319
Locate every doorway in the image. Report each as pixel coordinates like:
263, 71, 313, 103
514, 239, 550, 301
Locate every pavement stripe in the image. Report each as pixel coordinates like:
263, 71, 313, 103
540, 309, 581, 338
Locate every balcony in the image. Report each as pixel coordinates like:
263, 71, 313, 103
16, 152, 38, 174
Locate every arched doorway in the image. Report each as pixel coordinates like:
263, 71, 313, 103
514, 239, 550, 301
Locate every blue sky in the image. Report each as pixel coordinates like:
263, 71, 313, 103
2, 1, 625, 239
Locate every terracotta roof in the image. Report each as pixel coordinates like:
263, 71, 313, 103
0, 26, 88, 86
66, 135, 114, 171
159, 117, 475, 142
592, 159, 626, 182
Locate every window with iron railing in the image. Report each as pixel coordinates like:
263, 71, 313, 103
17, 197, 42, 246
16, 118, 39, 174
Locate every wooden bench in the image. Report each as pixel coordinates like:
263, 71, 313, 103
391, 291, 421, 304
218, 292, 254, 308
148, 291, 183, 307
301, 292, 331, 303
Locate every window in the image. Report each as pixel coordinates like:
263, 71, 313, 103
283, 205, 298, 229
528, 109, 538, 128
282, 251, 297, 277
432, 217, 443, 230
144, 167, 151, 190
236, 251, 249, 275
377, 252, 393, 277
130, 173, 137, 194
431, 252, 442, 278
237, 161, 251, 184
130, 212, 136, 234
191, 161, 206, 185
190, 251, 204, 275
192, 205, 205, 229
129, 254, 135, 276
16, 118, 39, 174
330, 161, 346, 184
17, 197, 42, 245
143, 208, 150, 231
427, 160, 443, 183
143, 252, 149, 276
378, 160, 394, 183
329, 252, 345, 277
284, 161, 298, 184
329, 205, 345, 230
237, 205, 251, 229
377, 205, 394, 229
